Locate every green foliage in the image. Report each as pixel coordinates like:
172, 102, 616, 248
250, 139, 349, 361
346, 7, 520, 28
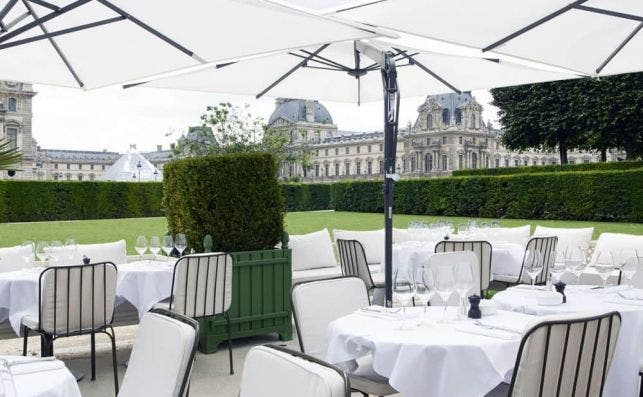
163, 152, 284, 252
281, 183, 330, 211
0, 181, 163, 222
0, 139, 21, 170
452, 160, 643, 177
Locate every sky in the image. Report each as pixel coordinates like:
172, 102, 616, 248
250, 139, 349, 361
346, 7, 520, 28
31, 84, 500, 153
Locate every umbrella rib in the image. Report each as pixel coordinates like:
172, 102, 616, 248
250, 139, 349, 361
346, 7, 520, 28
288, 52, 346, 70
299, 49, 352, 71
3, 11, 29, 30
595, 21, 643, 74
483, 0, 588, 52
573, 5, 643, 22
0, 0, 18, 31
96, 0, 206, 63
21, 0, 85, 87
27, 0, 60, 12
334, 0, 388, 13
0, 16, 125, 50
393, 47, 461, 94
256, 43, 330, 99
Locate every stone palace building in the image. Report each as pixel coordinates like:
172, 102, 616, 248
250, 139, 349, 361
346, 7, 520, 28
268, 95, 619, 181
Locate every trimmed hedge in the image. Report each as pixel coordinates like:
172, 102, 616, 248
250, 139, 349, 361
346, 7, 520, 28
329, 169, 643, 222
282, 183, 330, 211
163, 152, 284, 252
452, 160, 643, 177
0, 180, 163, 222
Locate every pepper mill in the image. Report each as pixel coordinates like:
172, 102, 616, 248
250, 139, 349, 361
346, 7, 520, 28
468, 295, 482, 319
554, 281, 567, 303
82, 255, 90, 265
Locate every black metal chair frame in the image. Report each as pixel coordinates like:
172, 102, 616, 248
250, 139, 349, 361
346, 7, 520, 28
515, 236, 558, 285
147, 308, 199, 397
336, 239, 380, 292
435, 240, 493, 297
168, 252, 234, 374
22, 262, 119, 394
507, 311, 621, 397
262, 344, 351, 397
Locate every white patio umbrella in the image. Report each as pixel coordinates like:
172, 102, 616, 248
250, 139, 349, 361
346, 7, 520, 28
135, 39, 574, 307
331, 0, 643, 76
0, 0, 378, 88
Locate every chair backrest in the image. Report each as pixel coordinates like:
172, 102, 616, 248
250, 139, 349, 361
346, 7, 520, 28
291, 276, 369, 359
435, 240, 492, 292
519, 236, 558, 284
336, 239, 375, 290
508, 311, 621, 397
169, 252, 233, 318
38, 262, 117, 335
118, 309, 199, 397
426, 251, 480, 305
240, 345, 350, 397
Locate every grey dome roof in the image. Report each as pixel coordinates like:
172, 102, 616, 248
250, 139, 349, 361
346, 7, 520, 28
268, 99, 333, 126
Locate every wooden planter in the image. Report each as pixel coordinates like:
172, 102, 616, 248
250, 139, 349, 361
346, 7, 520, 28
197, 248, 292, 354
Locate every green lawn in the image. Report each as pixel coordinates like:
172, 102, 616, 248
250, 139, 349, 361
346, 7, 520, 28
0, 211, 641, 254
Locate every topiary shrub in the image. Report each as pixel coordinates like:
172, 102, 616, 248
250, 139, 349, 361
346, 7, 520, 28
163, 152, 284, 252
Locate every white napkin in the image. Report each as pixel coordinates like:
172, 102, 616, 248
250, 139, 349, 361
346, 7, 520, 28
475, 319, 526, 334
454, 324, 520, 340
513, 285, 550, 291
356, 306, 418, 320
617, 290, 643, 300
5, 357, 64, 375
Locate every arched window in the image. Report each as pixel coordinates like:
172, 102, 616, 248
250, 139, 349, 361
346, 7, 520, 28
426, 114, 433, 129
8, 98, 17, 112
442, 108, 450, 125
471, 153, 478, 169
470, 114, 476, 128
454, 108, 462, 124
425, 153, 433, 172
458, 154, 464, 169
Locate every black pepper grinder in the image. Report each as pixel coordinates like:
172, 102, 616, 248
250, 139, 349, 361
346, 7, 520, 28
468, 295, 482, 319
554, 281, 567, 303
82, 255, 90, 265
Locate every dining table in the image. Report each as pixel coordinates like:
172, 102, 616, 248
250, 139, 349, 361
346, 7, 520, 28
0, 356, 81, 397
0, 260, 175, 335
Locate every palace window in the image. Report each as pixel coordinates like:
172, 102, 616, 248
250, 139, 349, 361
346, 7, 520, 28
367, 161, 372, 175
524, 159, 529, 166
459, 136, 462, 144
379, 160, 384, 174
533, 160, 538, 166
315, 164, 319, 177
335, 163, 340, 176
66, 173, 71, 181
288, 164, 293, 177
345, 162, 350, 175
471, 153, 478, 169
89, 174, 95, 181
78, 174, 83, 181
442, 136, 447, 144
335, 147, 339, 155
454, 108, 462, 124
569, 159, 575, 165
485, 138, 488, 145
472, 137, 476, 144
345, 147, 349, 154
66, 164, 71, 170
102, 164, 106, 170
7, 98, 17, 112
470, 114, 476, 128
379, 144, 383, 151
442, 155, 447, 171
356, 161, 361, 175
427, 114, 433, 129
54, 163, 59, 170
458, 154, 464, 169
368, 145, 372, 153
411, 156, 417, 171
505, 159, 509, 167
324, 148, 328, 156
514, 159, 520, 167
6, 127, 17, 149
356, 146, 361, 154
90, 164, 94, 170
426, 154, 433, 171
325, 163, 329, 176
495, 159, 500, 168
78, 163, 82, 170
442, 108, 450, 125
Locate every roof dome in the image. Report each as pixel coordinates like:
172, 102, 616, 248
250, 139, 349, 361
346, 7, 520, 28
268, 98, 333, 126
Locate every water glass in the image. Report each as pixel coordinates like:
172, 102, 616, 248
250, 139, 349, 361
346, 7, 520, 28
566, 246, 587, 284
49, 240, 63, 266
64, 238, 77, 263
20, 240, 34, 266
393, 266, 415, 313
149, 236, 161, 261
35, 241, 50, 264
594, 251, 615, 289
453, 263, 473, 319
415, 265, 435, 323
549, 250, 567, 284
135, 236, 148, 262
174, 233, 187, 257
161, 235, 174, 261
621, 255, 640, 288
433, 264, 455, 323
524, 250, 544, 286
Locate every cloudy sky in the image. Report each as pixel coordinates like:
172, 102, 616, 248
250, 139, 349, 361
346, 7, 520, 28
31, 84, 500, 153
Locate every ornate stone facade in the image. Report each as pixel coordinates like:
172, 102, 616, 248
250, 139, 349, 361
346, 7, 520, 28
0, 81, 37, 179
269, 94, 617, 181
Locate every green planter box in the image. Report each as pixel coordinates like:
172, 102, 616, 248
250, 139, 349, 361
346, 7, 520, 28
198, 248, 292, 354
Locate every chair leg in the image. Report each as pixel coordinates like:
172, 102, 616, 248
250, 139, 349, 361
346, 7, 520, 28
22, 326, 29, 356
41, 334, 54, 357
105, 328, 119, 396
90, 332, 96, 381
639, 373, 642, 397
225, 312, 234, 375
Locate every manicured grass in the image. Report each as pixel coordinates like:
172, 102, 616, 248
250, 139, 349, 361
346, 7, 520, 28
0, 211, 641, 254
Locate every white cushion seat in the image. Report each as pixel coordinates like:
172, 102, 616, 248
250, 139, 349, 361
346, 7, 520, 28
591, 232, 643, 266
469, 225, 531, 246
333, 229, 384, 265
533, 226, 593, 253
289, 229, 338, 271
292, 267, 342, 284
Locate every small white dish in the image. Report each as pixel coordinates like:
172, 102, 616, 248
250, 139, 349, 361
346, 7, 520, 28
479, 300, 498, 316
536, 292, 563, 306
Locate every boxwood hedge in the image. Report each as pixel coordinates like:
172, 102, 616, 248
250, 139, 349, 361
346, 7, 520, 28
452, 160, 643, 177
163, 152, 284, 252
282, 183, 330, 212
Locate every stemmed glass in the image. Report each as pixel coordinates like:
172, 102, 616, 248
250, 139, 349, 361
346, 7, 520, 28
415, 265, 436, 326
566, 246, 587, 284
135, 236, 148, 262
49, 240, 63, 266
174, 233, 187, 257
35, 241, 50, 265
393, 266, 416, 330
149, 236, 161, 262
594, 251, 615, 289
161, 235, 174, 261
621, 255, 640, 288
524, 250, 544, 287
453, 263, 473, 320
433, 264, 455, 323
64, 238, 77, 264
20, 241, 34, 267
549, 250, 567, 284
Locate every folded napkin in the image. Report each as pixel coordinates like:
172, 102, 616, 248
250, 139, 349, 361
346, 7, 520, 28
454, 324, 521, 340
603, 296, 643, 307
3, 357, 64, 376
356, 306, 419, 320
475, 320, 526, 335
617, 290, 643, 300
513, 285, 550, 291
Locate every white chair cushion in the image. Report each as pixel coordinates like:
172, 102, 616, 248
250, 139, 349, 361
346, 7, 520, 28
292, 267, 343, 284
0, 245, 32, 272
533, 226, 593, 253
470, 225, 531, 246
394, 228, 449, 243
119, 312, 197, 397
289, 229, 337, 271
76, 240, 128, 265
240, 346, 347, 397
591, 233, 643, 265
333, 229, 384, 265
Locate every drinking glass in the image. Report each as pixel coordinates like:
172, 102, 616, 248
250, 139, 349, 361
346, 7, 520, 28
64, 238, 77, 264
457, 224, 469, 235
621, 255, 640, 288
49, 240, 63, 266
614, 249, 638, 273
415, 265, 436, 325
174, 233, 187, 257
549, 250, 567, 284
566, 246, 587, 284
161, 235, 174, 261
453, 263, 473, 320
135, 236, 148, 262
35, 241, 50, 264
149, 236, 161, 261
594, 251, 615, 289
20, 240, 34, 266
433, 264, 455, 323
445, 222, 455, 236
524, 250, 544, 286
394, 266, 416, 330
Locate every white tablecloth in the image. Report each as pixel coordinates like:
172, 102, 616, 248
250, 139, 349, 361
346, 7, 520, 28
0, 261, 174, 334
326, 307, 535, 397
0, 356, 81, 397
493, 285, 643, 397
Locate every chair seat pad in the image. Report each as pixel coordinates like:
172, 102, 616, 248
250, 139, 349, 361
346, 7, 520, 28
493, 274, 518, 283
153, 300, 171, 311
292, 267, 342, 284
350, 356, 397, 396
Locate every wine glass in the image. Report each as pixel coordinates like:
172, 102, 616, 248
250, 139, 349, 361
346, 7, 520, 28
566, 246, 587, 284
49, 240, 63, 266
394, 266, 416, 330
549, 250, 567, 284
445, 222, 455, 237
415, 265, 436, 325
135, 236, 148, 262
594, 251, 614, 289
614, 249, 638, 273
20, 241, 34, 267
174, 233, 187, 257
433, 264, 455, 323
161, 235, 174, 261
621, 255, 640, 288
64, 238, 77, 264
524, 250, 544, 287
453, 263, 473, 320
35, 241, 50, 264
149, 236, 161, 262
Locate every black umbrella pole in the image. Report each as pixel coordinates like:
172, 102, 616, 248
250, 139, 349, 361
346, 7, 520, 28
381, 53, 399, 308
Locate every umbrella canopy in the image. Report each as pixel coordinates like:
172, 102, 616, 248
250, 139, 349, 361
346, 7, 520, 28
99, 150, 161, 182
0, 0, 378, 88
332, 0, 643, 76
140, 40, 573, 102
